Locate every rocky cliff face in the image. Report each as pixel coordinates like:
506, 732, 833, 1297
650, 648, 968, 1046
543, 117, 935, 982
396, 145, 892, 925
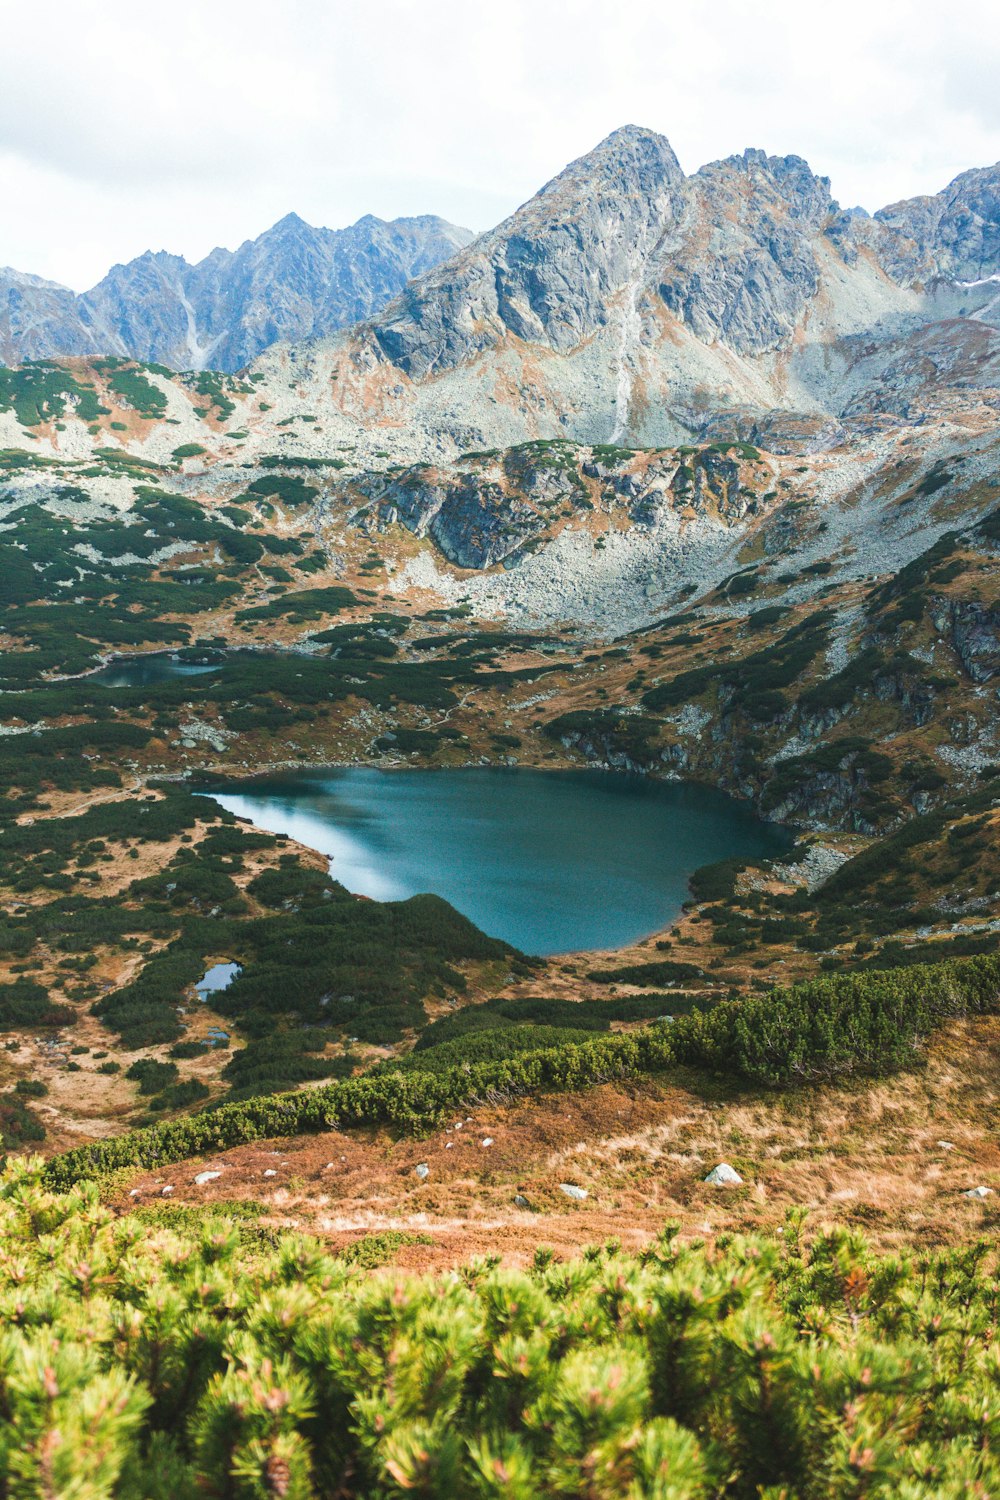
311, 129, 1000, 454
871, 164, 1000, 284
370, 127, 684, 377
2, 214, 473, 372
654, 150, 836, 356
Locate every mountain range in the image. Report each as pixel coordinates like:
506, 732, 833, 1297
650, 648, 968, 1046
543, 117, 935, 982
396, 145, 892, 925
0, 212, 473, 372
293, 124, 999, 454
6, 124, 999, 446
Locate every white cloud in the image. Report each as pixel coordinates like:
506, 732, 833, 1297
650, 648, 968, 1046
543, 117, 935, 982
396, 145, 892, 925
1, 0, 997, 289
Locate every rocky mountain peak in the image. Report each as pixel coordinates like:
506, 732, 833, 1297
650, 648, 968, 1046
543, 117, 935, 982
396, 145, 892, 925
0, 211, 473, 371
540, 124, 684, 195
874, 160, 1000, 284
367, 127, 685, 377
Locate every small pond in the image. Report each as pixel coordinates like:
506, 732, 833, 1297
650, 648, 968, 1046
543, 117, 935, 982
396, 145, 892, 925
194, 962, 241, 999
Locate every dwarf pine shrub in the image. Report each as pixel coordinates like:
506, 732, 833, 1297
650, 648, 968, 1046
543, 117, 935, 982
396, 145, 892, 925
3, 1157, 1000, 1496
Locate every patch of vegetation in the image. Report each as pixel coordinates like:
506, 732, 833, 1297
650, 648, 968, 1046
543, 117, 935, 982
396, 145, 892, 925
643, 610, 831, 722
15, 1158, 1000, 1494
335, 1228, 433, 1267
0, 364, 106, 426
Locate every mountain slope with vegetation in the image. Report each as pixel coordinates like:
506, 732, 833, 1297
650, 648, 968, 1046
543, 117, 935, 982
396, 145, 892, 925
3, 121, 1000, 1491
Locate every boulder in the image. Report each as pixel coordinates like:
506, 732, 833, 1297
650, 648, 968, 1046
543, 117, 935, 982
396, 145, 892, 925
704, 1163, 744, 1185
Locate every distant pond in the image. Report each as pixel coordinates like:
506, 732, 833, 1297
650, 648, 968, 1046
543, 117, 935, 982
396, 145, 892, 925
88, 653, 222, 688
202, 767, 793, 955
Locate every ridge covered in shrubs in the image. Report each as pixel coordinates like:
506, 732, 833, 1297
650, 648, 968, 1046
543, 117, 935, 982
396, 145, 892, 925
44, 952, 1000, 1188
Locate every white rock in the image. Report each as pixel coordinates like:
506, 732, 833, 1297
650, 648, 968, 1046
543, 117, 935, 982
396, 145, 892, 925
937, 1141, 956, 1151
445, 1142, 453, 1149
263, 1169, 278, 1178
160, 1185, 174, 1196
481, 1137, 494, 1147
194, 1170, 221, 1185
414, 1163, 430, 1180
964, 1185, 993, 1199
559, 1183, 588, 1201
514, 1194, 531, 1210
128, 1188, 141, 1198
704, 1163, 743, 1185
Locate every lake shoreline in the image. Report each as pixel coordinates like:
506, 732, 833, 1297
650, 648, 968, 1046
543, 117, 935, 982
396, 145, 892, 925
194, 764, 795, 956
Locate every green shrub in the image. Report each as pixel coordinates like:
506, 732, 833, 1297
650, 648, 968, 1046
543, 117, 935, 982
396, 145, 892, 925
125, 1059, 180, 1096
5, 1158, 1000, 1495
14, 1078, 48, 1098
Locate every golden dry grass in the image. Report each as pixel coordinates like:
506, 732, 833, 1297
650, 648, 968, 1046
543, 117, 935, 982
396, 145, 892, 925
111, 1015, 1000, 1269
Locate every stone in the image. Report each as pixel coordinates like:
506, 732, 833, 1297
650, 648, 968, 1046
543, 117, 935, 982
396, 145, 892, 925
481, 1138, 494, 1147
964, 1185, 993, 1199
514, 1194, 531, 1210
704, 1163, 744, 1185
414, 1163, 430, 1180
559, 1183, 588, 1201
194, 1170, 221, 1185
263, 1169, 277, 1178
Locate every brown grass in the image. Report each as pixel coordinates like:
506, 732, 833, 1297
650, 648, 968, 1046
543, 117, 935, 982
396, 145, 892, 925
110, 1015, 1000, 1269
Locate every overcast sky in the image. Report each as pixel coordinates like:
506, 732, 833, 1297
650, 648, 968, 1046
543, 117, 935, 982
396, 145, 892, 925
3, 0, 998, 291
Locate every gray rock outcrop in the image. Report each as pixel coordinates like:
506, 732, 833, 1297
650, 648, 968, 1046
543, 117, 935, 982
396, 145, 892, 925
2, 213, 473, 371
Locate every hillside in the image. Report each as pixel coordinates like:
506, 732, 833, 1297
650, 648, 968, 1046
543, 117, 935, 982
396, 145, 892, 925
0, 124, 999, 1271
1, 335, 1000, 1151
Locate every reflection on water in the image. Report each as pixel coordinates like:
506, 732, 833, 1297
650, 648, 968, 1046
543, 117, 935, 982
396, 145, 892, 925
87, 654, 222, 689
202, 767, 793, 955
194, 961, 241, 998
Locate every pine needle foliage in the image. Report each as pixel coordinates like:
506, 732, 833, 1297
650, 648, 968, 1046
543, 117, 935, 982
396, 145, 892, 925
4, 1159, 1000, 1496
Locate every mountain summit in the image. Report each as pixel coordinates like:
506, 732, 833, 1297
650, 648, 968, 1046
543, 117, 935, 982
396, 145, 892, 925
371, 126, 685, 377
0, 212, 474, 371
